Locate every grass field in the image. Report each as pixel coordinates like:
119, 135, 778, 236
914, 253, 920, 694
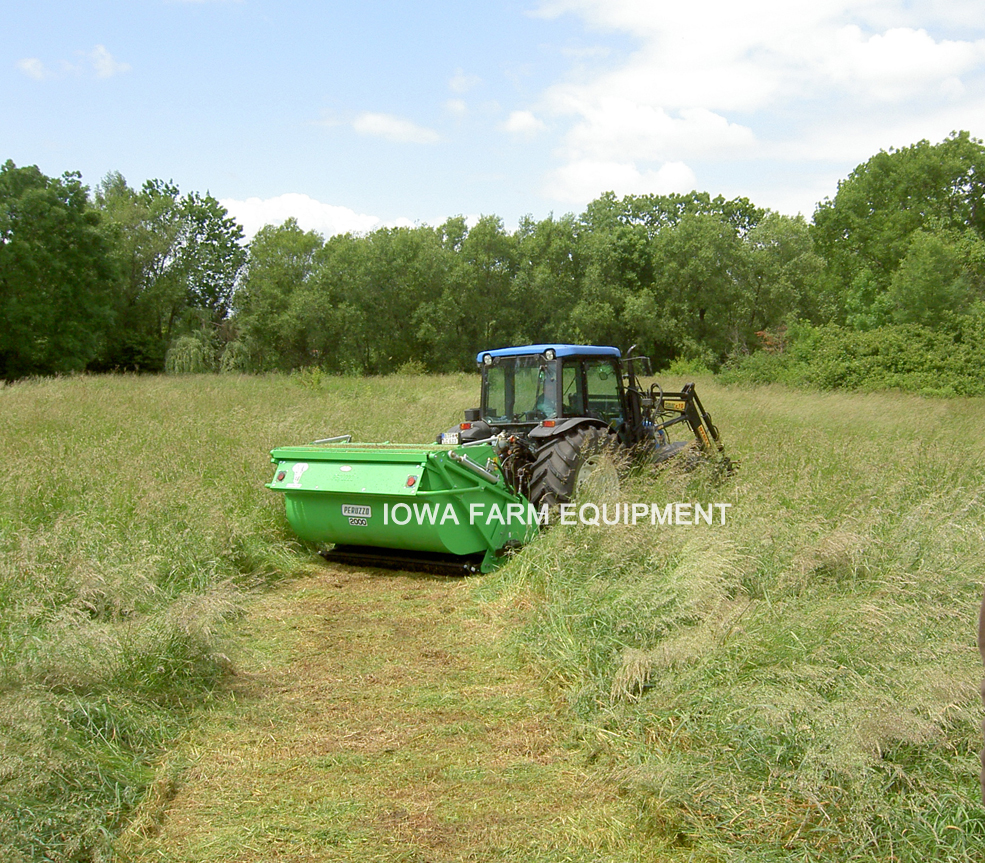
1, 371, 984, 861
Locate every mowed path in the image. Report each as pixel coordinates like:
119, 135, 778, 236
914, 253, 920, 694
120, 565, 638, 862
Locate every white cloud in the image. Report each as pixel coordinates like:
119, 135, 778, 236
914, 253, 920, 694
504, 110, 547, 135
529, 0, 985, 212
825, 26, 985, 100
545, 159, 696, 205
562, 101, 756, 162
445, 98, 468, 116
939, 77, 966, 100
847, 0, 985, 33
89, 45, 131, 79
17, 58, 49, 80
220, 193, 392, 241
449, 68, 481, 94
17, 45, 131, 81
538, 1, 985, 109
773, 90, 985, 164
559, 45, 612, 61
18, 46, 130, 80
351, 112, 441, 144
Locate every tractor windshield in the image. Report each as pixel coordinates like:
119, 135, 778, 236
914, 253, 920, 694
482, 356, 558, 424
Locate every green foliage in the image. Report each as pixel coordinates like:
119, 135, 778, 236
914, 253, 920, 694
665, 355, 714, 376
164, 334, 211, 374
289, 365, 326, 389
395, 358, 427, 375
179, 191, 247, 325
92, 174, 245, 372
721, 315, 985, 395
10, 130, 985, 393
812, 131, 985, 324
744, 212, 826, 328
580, 189, 764, 237
647, 211, 748, 361
227, 190, 811, 375
278, 222, 462, 375
842, 267, 894, 331
0, 160, 114, 379
887, 227, 983, 328
232, 218, 325, 372
218, 339, 251, 373
214, 137, 985, 381
510, 213, 583, 344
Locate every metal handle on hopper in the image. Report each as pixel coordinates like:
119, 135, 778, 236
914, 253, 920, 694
447, 451, 501, 484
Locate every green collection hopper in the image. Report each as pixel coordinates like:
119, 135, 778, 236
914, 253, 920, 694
267, 441, 539, 573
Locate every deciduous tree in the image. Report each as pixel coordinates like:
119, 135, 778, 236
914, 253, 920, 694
0, 160, 113, 378
812, 131, 985, 323
94, 174, 245, 370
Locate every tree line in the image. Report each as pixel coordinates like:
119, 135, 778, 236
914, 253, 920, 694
2, 131, 985, 383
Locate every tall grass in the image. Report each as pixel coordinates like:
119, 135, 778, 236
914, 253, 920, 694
477, 378, 985, 861
0, 372, 473, 861
4, 371, 984, 861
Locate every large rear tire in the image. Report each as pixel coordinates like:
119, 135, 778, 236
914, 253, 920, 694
526, 426, 620, 508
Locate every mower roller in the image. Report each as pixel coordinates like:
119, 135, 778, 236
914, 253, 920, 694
267, 344, 731, 573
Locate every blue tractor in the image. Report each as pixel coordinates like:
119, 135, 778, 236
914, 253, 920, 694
438, 344, 730, 508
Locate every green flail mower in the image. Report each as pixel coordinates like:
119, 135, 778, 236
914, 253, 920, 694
268, 344, 731, 574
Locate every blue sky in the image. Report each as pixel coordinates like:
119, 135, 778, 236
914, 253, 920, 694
5, 0, 985, 239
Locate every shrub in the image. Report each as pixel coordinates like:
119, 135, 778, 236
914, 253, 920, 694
721, 320, 985, 395
395, 359, 428, 376
289, 366, 326, 389
218, 340, 251, 373
665, 355, 714, 377
164, 335, 211, 375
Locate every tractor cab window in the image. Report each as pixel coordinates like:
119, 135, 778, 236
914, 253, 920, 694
561, 363, 585, 416
584, 359, 623, 423
559, 357, 624, 422
482, 356, 558, 424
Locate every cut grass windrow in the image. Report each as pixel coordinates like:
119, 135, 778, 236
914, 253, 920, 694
118, 564, 650, 863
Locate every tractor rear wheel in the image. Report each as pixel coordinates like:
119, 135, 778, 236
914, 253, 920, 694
526, 426, 620, 508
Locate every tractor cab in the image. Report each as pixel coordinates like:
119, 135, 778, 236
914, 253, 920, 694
437, 342, 727, 487
476, 344, 625, 430
437, 344, 626, 446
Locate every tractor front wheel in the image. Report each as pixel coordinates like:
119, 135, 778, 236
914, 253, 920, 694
526, 426, 620, 508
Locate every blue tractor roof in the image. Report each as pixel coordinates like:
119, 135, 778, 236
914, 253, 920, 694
476, 344, 621, 363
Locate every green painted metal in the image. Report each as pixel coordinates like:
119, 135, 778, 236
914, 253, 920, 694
267, 442, 539, 572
